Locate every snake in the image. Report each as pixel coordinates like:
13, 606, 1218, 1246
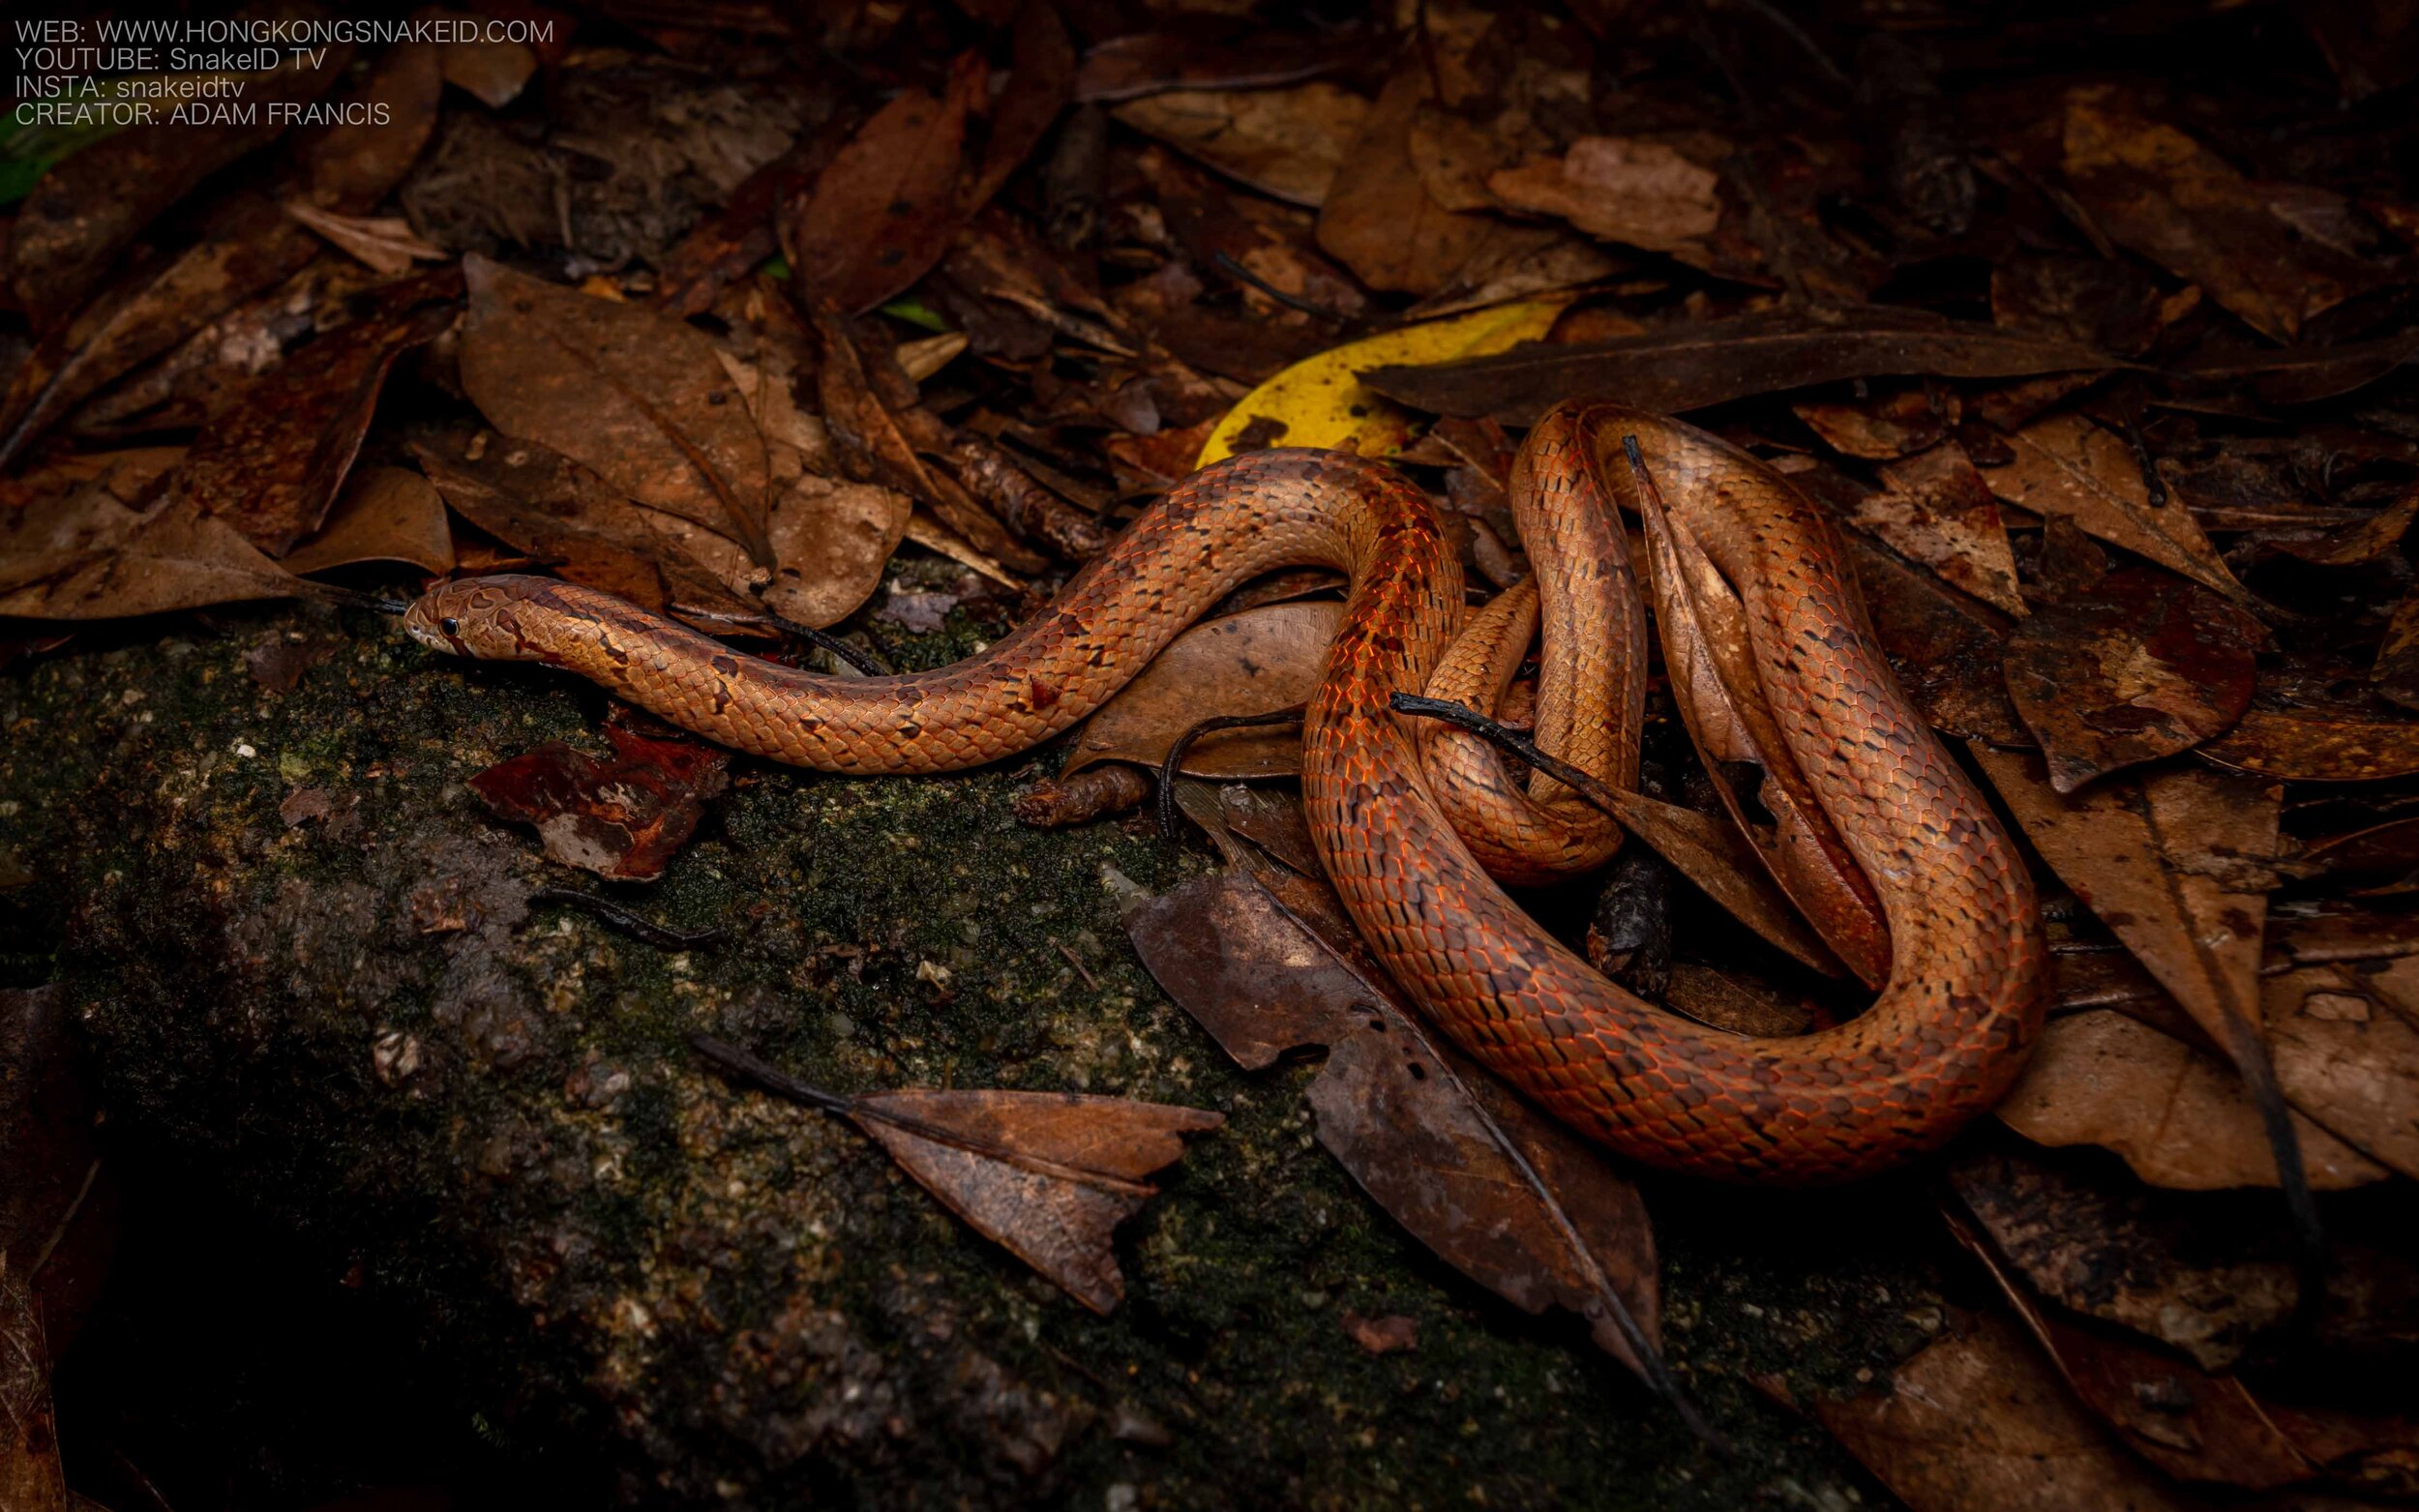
404, 403, 2046, 1182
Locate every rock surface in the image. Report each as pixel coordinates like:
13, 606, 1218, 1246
1, 588, 1952, 1507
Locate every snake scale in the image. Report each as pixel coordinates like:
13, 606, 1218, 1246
405, 403, 2046, 1182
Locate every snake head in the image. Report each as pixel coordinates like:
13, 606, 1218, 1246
403, 576, 548, 661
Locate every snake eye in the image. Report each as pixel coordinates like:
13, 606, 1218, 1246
440, 617, 460, 637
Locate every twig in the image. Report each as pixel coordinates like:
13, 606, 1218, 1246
1156, 706, 1307, 840
1390, 694, 1625, 824
305, 581, 412, 615
764, 610, 891, 676
1055, 938, 1101, 991
690, 1033, 854, 1115
531, 887, 726, 950
1211, 252, 1351, 325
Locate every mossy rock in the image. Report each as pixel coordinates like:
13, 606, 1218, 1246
1, 591, 1949, 1508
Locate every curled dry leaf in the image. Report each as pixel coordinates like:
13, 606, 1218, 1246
175, 265, 463, 556
279, 464, 457, 577
2001, 567, 2261, 792
1110, 85, 1368, 208
1484, 137, 1721, 261
1813, 1310, 2199, 1512
849, 1089, 1222, 1316
469, 722, 732, 882
1361, 307, 2117, 426
282, 202, 449, 277
459, 255, 775, 566
1987, 413, 2249, 604
0, 489, 298, 620
1125, 873, 1671, 1393
1841, 443, 2025, 616
1995, 1009, 2388, 1190
1063, 602, 1337, 779
789, 53, 985, 314
2198, 707, 2419, 782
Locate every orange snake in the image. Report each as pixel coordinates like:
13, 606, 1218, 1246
405, 404, 2045, 1181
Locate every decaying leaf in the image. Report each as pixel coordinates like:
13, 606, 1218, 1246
1485, 137, 1721, 260
1063, 602, 1336, 778
278, 464, 458, 576
282, 201, 449, 277
0, 489, 299, 620
1838, 443, 2025, 616
2263, 959, 2419, 1181
1950, 1148, 2300, 1372
1361, 307, 2117, 426
1987, 413, 2249, 603
1110, 85, 1368, 208
1994, 1010, 2388, 1189
413, 430, 762, 623
2000, 568, 2260, 791
1946, 1209, 2314, 1491
469, 721, 733, 882
1976, 753, 2319, 1202
459, 256, 775, 566
1126, 873, 1673, 1395
1814, 1311, 2199, 1512
172, 265, 463, 556
2199, 708, 2419, 783
851, 1089, 1222, 1315
1198, 299, 1566, 466
1316, 70, 1506, 296
1842, 533, 2027, 745
788, 53, 985, 314
1793, 385, 1961, 461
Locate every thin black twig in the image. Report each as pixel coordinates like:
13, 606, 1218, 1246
531, 887, 726, 950
690, 1034, 853, 1115
765, 611, 891, 676
1156, 706, 1307, 841
1390, 694, 1626, 825
1210, 252, 1351, 326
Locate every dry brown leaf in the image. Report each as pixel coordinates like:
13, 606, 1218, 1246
1363, 307, 2117, 426
1949, 1148, 2300, 1372
2001, 568, 2260, 791
460, 256, 775, 567
966, 0, 1077, 213
2198, 708, 2419, 782
173, 265, 463, 556
292, 39, 445, 213
1947, 1209, 2314, 1491
1485, 137, 1721, 259
1063, 603, 1339, 779
1110, 85, 1368, 208
2060, 86, 2375, 342
1793, 386, 1960, 461
0, 490, 298, 620
851, 1090, 1222, 1315
2266, 959, 2419, 1180
279, 465, 457, 576
1988, 413, 2248, 603
282, 201, 449, 277
470, 723, 732, 883
790, 53, 984, 314
1975, 751, 2314, 1195
412, 430, 761, 624
1841, 533, 2027, 745
1846, 443, 2026, 615
1125, 873, 1670, 1389
1317, 70, 1505, 296
1995, 1010, 2387, 1190
1814, 1311, 2199, 1512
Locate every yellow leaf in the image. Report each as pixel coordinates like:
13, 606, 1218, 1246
1197, 299, 1569, 469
